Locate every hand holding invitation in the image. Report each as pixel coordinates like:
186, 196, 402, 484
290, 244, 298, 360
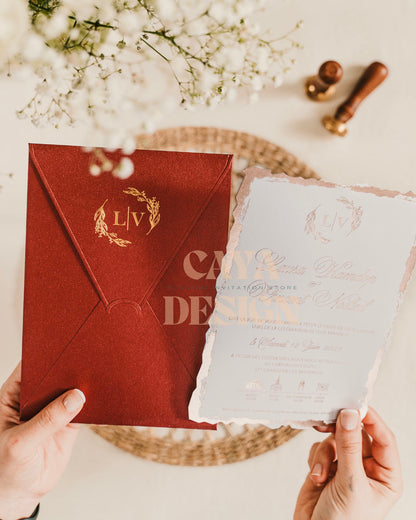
189, 168, 416, 428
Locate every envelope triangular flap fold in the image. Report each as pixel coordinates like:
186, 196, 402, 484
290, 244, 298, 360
29, 144, 232, 309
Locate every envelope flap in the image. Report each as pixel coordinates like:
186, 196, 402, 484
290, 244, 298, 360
29, 143, 232, 307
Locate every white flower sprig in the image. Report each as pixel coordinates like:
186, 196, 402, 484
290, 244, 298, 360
2, 0, 302, 177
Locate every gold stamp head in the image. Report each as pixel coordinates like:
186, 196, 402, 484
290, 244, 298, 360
322, 115, 347, 137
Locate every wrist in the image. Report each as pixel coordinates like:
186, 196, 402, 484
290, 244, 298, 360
0, 497, 40, 520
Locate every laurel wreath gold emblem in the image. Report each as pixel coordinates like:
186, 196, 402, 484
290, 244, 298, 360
94, 200, 132, 248
123, 187, 161, 235
304, 197, 362, 244
94, 187, 161, 248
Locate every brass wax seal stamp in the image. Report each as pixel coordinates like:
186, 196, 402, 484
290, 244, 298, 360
305, 60, 343, 101
322, 61, 388, 137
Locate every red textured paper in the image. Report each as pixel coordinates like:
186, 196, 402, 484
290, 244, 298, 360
20, 143, 232, 429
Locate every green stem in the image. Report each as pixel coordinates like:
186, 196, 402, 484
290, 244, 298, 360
139, 37, 170, 63
143, 30, 211, 67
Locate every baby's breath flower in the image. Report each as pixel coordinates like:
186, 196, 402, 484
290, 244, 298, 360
114, 157, 135, 179
89, 164, 102, 176
2, 0, 301, 178
41, 10, 69, 40
154, 0, 177, 20
215, 46, 246, 72
251, 75, 264, 91
122, 137, 137, 155
117, 11, 145, 36
21, 34, 45, 61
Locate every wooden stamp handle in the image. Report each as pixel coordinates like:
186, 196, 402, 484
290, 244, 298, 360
310, 61, 343, 95
318, 60, 343, 86
335, 62, 388, 123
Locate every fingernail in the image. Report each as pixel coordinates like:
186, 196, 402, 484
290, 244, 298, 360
63, 389, 86, 413
311, 463, 322, 477
340, 409, 359, 431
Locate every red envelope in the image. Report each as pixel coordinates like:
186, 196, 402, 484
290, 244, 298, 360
20, 143, 232, 429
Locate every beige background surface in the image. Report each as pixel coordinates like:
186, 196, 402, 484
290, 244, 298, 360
1, 1, 415, 518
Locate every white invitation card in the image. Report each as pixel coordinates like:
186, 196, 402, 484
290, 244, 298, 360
189, 168, 416, 428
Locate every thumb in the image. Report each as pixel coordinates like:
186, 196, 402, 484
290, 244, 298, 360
18, 389, 86, 448
335, 409, 365, 483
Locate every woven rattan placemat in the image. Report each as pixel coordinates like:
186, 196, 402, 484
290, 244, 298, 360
90, 126, 319, 466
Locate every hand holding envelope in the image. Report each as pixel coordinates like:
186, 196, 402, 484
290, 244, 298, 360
20, 144, 232, 429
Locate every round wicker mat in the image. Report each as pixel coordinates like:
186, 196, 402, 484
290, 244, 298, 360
90, 126, 320, 466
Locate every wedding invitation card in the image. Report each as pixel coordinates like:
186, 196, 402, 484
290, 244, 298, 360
189, 168, 416, 428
